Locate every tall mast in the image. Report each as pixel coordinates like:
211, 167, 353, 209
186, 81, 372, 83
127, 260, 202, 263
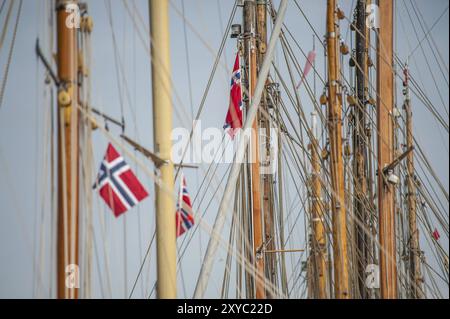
149, 0, 176, 298
376, 0, 398, 299
309, 113, 328, 299
353, 0, 369, 299
56, 0, 79, 299
403, 66, 424, 299
256, 0, 275, 298
325, 0, 351, 298
364, 0, 378, 285
244, 0, 265, 299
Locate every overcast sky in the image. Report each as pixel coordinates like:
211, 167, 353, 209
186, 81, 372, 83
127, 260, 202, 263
0, 0, 448, 298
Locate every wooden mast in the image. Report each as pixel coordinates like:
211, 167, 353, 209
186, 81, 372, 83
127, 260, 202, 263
309, 113, 328, 299
353, 0, 369, 299
364, 2, 378, 296
376, 0, 398, 299
244, 0, 265, 299
256, 0, 275, 298
149, 0, 176, 298
56, 0, 79, 299
326, 0, 351, 299
403, 66, 424, 299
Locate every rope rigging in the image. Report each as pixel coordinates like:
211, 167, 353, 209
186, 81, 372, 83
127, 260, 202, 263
0, 0, 447, 300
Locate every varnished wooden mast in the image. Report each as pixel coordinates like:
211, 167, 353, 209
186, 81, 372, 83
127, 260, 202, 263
353, 0, 369, 299
403, 66, 424, 299
149, 0, 177, 299
56, 0, 79, 299
364, 2, 378, 292
326, 0, 351, 299
309, 113, 328, 299
256, 0, 276, 298
376, 0, 398, 299
244, 0, 265, 299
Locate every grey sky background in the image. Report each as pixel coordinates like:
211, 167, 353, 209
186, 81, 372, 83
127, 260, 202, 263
0, 0, 448, 298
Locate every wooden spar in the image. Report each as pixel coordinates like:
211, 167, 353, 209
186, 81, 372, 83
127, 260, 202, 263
364, 1, 378, 298
403, 66, 424, 299
353, 0, 369, 299
55, 0, 79, 299
244, 0, 265, 299
56, 0, 79, 299
120, 134, 198, 169
376, 0, 398, 299
149, 0, 176, 298
325, 0, 351, 298
276, 107, 289, 297
309, 112, 328, 299
256, 0, 276, 298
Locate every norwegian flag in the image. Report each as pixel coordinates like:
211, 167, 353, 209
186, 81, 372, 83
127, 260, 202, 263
223, 53, 243, 138
432, 228, 441, 241
95, 143, 149, 217
175, 175, 195, 237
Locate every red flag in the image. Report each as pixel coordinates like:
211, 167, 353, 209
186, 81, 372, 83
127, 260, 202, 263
224, 53, 243, 138
432, 228, 440, 241
175, 176, 195, 237
95, 143, 148, 217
